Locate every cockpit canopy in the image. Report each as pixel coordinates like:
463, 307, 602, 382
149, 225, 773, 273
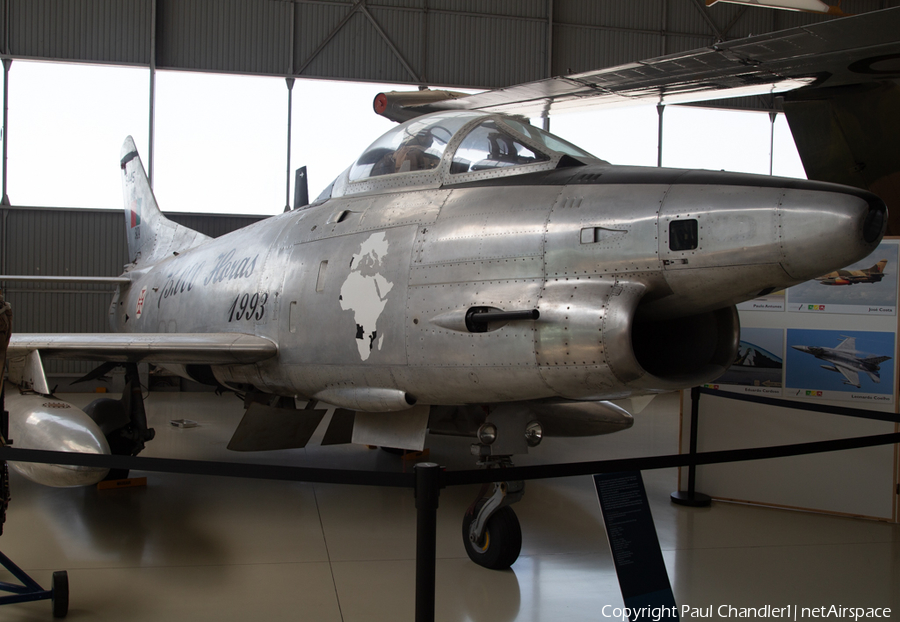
320, 111, 602, 201
349, 112, 476, 181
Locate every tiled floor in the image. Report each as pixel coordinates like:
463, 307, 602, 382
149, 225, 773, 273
2, 391, 898, 620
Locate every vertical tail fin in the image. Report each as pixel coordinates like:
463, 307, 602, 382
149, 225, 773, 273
120, 136, 209, 266
872, 259, 888, 273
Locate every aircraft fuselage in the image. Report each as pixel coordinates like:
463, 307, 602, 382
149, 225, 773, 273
794, 346, 879, 372
111, 163, 884, 408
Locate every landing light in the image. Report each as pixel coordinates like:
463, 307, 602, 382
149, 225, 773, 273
525, 421, 543, 447
477, 422, 498, 445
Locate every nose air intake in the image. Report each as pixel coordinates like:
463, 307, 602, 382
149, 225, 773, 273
863, 197, 887, 244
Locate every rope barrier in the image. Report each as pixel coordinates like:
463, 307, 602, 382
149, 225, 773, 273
697, 385, 900, 423
3, 430, 899, 489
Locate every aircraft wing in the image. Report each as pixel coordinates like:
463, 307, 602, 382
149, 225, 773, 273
834, 364, 861, 388
7, 333, 277, 365
420, 8, 900, 117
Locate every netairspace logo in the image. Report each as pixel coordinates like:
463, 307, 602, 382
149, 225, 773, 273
599, 605, 892, 621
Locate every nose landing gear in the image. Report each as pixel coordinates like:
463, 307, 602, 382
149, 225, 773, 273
461, 456, 524, 570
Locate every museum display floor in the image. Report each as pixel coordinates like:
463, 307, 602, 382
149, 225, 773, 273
2, 391, 898, 621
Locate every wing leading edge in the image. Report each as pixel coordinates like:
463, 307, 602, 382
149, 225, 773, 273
8, 333, 277, 365
835, 365, 861, 387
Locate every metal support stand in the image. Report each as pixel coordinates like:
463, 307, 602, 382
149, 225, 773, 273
414, 462, 441, 622
656, 102, 665, 168
1, 408, 8, 534
285, 77, 295, 212
768, 111, 777, 176
148, 0, 157, 188
2, 57, 12, 206
0, 393, 69, 617
0, 551, 68, 617
671, 386, 712, 507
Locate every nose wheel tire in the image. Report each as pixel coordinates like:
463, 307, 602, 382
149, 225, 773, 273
462, 501, 522, 570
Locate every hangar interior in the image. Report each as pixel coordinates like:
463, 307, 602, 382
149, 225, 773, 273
1, 1, 899, 620
4, 391, 899, 621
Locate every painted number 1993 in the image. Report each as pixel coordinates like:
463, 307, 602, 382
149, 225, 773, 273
228, 292, 268, 322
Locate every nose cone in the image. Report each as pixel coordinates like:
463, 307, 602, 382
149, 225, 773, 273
779, 186, 886, 281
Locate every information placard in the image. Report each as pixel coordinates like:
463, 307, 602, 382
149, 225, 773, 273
594, 471, 679, 621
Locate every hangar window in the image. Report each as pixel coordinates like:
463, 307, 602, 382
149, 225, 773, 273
450, 120, 550, 174
669, 219, 698, 251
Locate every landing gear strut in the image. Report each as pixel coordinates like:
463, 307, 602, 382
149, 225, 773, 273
461, 455, 524, 570
82, 363, 155, 479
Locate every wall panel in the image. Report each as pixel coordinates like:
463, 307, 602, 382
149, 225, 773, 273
156, 0, 292, 75
427, 11, 545, 88
9, 0, 151, 64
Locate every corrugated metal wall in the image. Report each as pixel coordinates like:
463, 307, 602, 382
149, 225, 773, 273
3, 0, 894, 90
294, 4, 418, 83
426, 10, 545, 87
157, 0, 292, 75
7, 0, 152, 65
0, 206, 267, 374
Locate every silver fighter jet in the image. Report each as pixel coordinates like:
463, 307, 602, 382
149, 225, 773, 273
2, 111, 886, 568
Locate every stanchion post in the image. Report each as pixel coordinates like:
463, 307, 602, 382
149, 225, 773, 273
414, 462, 441, 622
687, 385, 700, 494
671, 387, 712, 507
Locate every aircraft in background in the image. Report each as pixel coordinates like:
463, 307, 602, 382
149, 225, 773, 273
706, 0, 848, 16
1, 8, 897, 570
815, 260, 888, 286
792, 337, 892, 388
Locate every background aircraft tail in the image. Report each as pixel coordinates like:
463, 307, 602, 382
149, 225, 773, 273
871, 259, 888, 274
784, 82, 900, 235
120, 136, 209, 266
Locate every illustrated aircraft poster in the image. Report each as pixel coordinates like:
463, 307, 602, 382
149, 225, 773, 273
706, 327, 784, 395
786, 240, 899, 316
784, 328, 895, 404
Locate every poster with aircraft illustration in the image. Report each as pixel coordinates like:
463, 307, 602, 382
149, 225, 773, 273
786, 239, 899, 315
706, 327, 784, 396
783, 329, 895, 404
728, 238, 899, 406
